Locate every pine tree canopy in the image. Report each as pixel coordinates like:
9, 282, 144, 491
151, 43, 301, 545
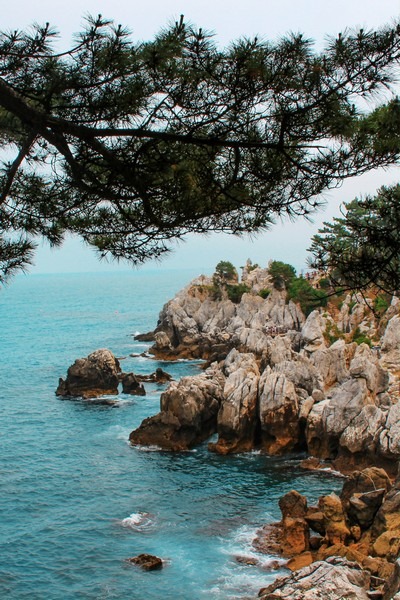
1, 15, 400, 282
309, 184, 400, 294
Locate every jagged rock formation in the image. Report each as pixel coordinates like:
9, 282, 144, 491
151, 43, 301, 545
56, 350, 172, 399
259, 557, 372, 599
56, 349, 121, 398
256, 466, 400, 598
129, 365, 225, 450
130, 263, 400, 476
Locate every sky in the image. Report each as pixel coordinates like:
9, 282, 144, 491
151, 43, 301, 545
3, 0, 400, 275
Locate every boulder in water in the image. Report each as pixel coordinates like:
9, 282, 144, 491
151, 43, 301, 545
56, 349, 121, 398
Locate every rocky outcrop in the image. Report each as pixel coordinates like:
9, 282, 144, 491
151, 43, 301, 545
56, 351, 173, 399
259, 557, 371, 599
126, 554, 163, 570
256, 466, 400, 599
120, 372, 146, 396
144, 267, 305, 362
258, 369, 301, 454
130, 263, 400, 473
129, 365, 225, 450
56, 349, 121, 398
209, 349, 260, 453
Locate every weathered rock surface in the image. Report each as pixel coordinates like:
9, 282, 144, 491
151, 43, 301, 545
209, 349, 260, 453
258, 369, 301, 454
56, 349, 121, 398
256, 466, 400, 599
126, 554, 163, 570
129, 263, 400, 471
259, 557, 371, 599
129, 365, 225, 450
120, 372, 146, 396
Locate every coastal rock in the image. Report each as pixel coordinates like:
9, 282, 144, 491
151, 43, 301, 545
320, 378, 371, 457
210, 350, 260, 453
56, 349, 121, 398
274, 355, 321, 395
129, 366, 225, 450
378, 402, 400, 459
305, 400, 331, 457
339, 405, 386, 455
381, 314, 400, 369
371, 471, 400, 542
279, 491, 310, 557
349, 343, 389, 394
309, 339, 350, 389
120, 372, 146, 395
319, 492, 349, 545
300, 310, 326, 352
137, 368, 173, 384
258, 556, 371, 599
258, 369, 300, 454
340, 468, 392, 513
127, 554, 163, 570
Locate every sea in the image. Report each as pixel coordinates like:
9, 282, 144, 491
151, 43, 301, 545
0, 269, 342, 600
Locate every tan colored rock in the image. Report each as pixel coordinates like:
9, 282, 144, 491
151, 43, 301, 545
340, 467, 392, 511
279, 490, 308, 520
281, 517, 310, 557
373, 531, 400, 561
286, 551, 314, 571
319, 493, 350, 545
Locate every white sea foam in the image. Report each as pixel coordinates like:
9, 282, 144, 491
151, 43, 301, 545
120, 511, 154, 530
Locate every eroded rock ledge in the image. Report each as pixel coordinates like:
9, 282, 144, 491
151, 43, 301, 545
130, 263, 400, 475
256, 466, 400, 599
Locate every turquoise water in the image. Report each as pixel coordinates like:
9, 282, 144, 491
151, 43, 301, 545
0, 270, 341, 600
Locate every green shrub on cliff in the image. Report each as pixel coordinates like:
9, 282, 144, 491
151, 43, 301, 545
258, 288, 271, 299
214, 261, 238, 284
268, 261, 297, 290
226, 283, 250, 303
288, 276, 328, 316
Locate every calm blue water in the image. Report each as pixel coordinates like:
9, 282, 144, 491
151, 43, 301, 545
0, 270, 341, 600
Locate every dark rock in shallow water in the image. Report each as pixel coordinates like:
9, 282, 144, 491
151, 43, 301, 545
134, 331, 155, 342
120, 372, 146, 396
56, 349, 121, 398
136, 368, 173, 384
126, 553, 163, 570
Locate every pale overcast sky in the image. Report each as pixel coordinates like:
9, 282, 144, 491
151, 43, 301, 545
3, 0, 400, 274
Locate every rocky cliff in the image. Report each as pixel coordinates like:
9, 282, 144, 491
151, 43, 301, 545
130, 261, 400, 475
